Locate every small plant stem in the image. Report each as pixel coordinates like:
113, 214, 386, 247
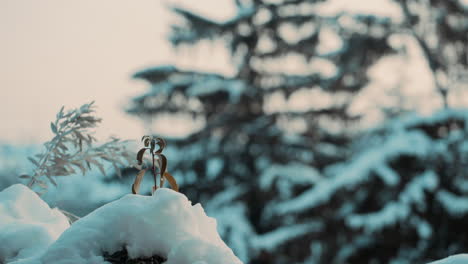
152, 152, 157, 191
159, 173, 165, 188
27, 121, 71, 187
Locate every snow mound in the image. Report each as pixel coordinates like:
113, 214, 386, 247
429, 254, 468, 264
0, 184, 70, 263
15, 188, 242, 264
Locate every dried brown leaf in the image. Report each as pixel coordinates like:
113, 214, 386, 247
136, 148, 147, 165
132, 169, 147, 194
159, 154, 167, 175
163, 172, 179, 192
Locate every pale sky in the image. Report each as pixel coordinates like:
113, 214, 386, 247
0, 0, 234, 144
1, 0, 466, 144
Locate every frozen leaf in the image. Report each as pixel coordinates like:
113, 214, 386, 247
51, 122, 58, 134
28, 157, 39, 166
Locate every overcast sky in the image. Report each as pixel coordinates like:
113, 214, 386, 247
0, 0, 234, 144
1, 0, 466, 144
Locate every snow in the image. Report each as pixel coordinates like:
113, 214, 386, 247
334, 235, 372, 263
0, 144, 38, 190
271, 130, 431, 215
389, 109, 468, 132
204, 187, 253, 262
3, 185, 241, 264
436, 190, 468, 217
133, 66, 247, 105
9, 165, 133, 217
429, 254, 468, 264
252, 223, 322, 252
259, 162, 321, 191
204, 186, 246, 212
374, 164, 399, 186
0, 184, 70, 263
206, 158, 224, 180
0, 143, 140, 217
206, 204, 252, 263
346, 171, 438, 234
187, 79, 246, 103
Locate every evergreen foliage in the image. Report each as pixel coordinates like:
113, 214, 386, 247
269, 109, 468, 263
127, 0, 468, 263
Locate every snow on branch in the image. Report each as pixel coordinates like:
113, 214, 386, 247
346, 170, 438, 233
271, 131, 431, 215
436, 190, 468, 217
169, 5, 255, 45
252, 222, 322, 252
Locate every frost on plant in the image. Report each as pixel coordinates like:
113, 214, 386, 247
20, 102, 134, 193
132, 136, 179, 195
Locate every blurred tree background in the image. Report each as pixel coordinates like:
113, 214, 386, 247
125, 0, 468, 263
1, 0, 466, 264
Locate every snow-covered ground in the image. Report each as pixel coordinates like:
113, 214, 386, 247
0, 142, 134, 217
2, 183, 467, 264
429, 254, 468, 264
0, 184, 69, 263
0, 184, 242, 264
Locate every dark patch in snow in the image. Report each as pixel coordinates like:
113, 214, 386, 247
103, 248, 166, 264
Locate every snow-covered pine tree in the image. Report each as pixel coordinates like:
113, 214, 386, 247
128, 0, 464, 263
126, 1, 400, 263
260, 2, 468, 262
269, 109, 468, 263
126, 0, 468, 263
